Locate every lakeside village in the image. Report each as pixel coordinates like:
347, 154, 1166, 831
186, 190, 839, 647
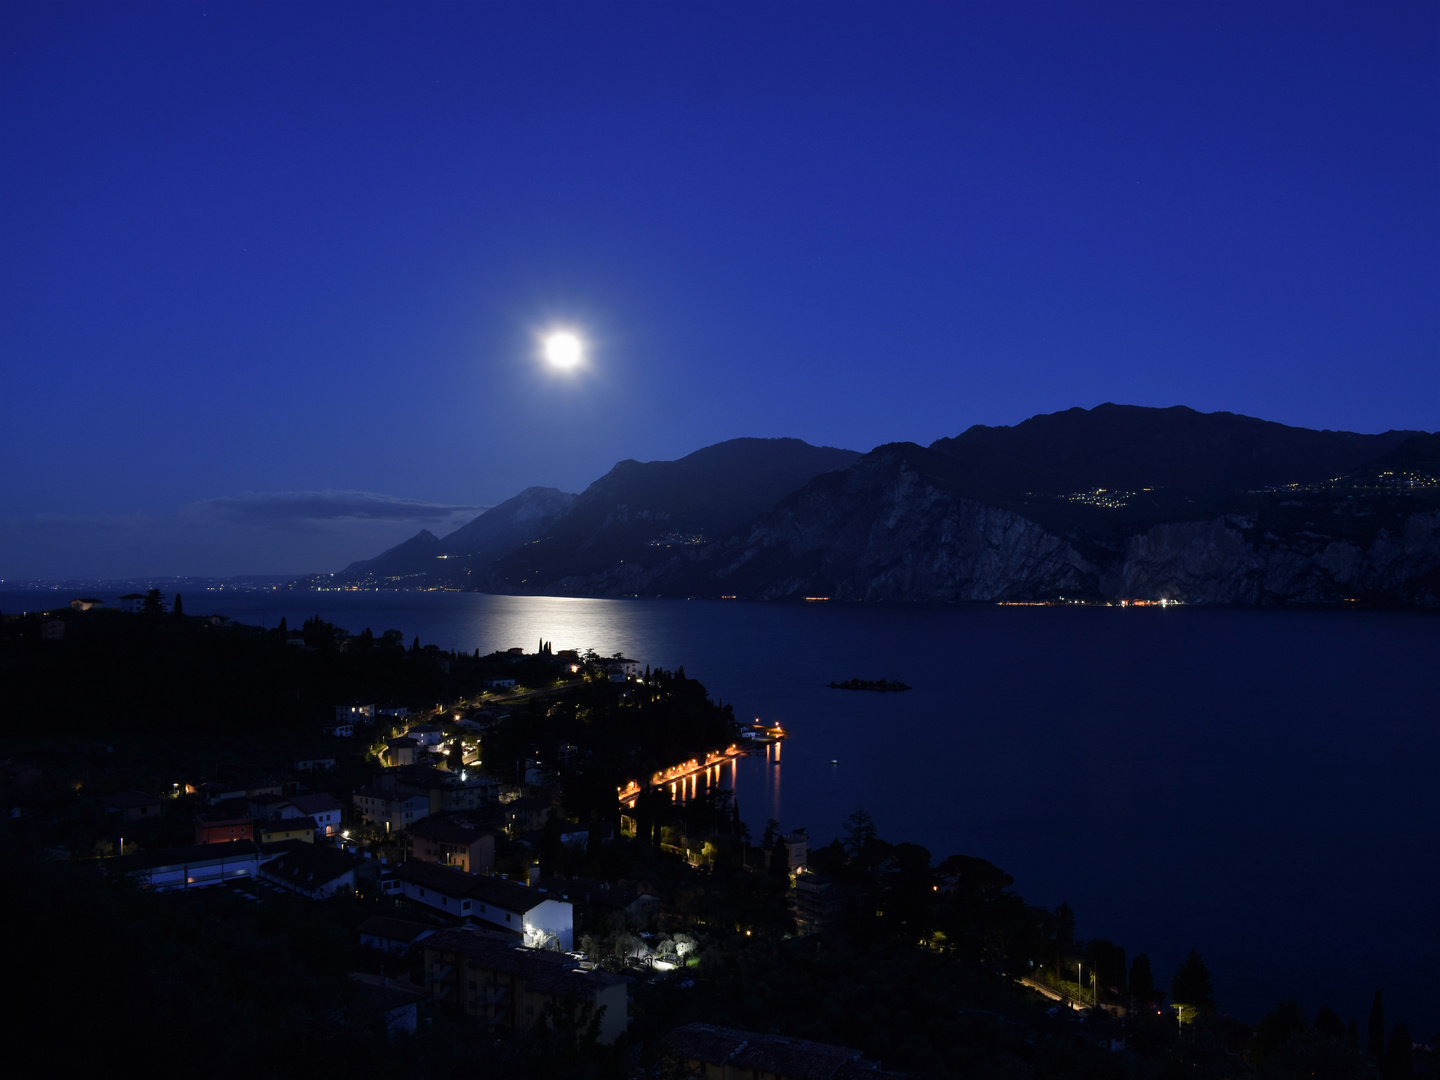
1, 593, 1430, 1080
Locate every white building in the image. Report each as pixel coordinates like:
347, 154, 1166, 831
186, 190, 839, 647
393, 861, 575, 951
291, 792, 344, 837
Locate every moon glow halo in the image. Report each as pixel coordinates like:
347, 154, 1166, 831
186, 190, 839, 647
542, 331, 584, 370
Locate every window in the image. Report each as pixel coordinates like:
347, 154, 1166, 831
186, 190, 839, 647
505, 913, 511, 922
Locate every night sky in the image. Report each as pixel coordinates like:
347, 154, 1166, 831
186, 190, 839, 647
3, 2, 1436, 578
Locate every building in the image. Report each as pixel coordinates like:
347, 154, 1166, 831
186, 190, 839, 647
503, 796, 558, 836
790, 870, 868, 937
258, 843, 363, 899
353, 787, 430, 831
294, 754, 337, 773
559, 822, 614, 849
781, 828, 809, 873
290, 793, 343, 837
421, 926, 628, 1044
99, 790, 164, 822
40, 618, 65, 640
392, 860, 574, 951
357, 915, 437, 955
660, 1022, 907, 1079
195, 812, 253, 844
407, 816, 495, 874
484, 677, 517, 690
375, 764, 501, 814
70, 598, 103, 611
323, 720, 355, 738
383, 737, 418, 768
118, 593, 146, 613
197, 781, 286, 806
405, 723, 445, 749
336, 703, 376, 723
257, 817, 316, 845
109, 841, 260, 891
534, 876, 657, 918
248, 794, 302, 820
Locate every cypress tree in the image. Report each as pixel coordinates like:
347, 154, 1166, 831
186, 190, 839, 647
1129, 954, 1156, 1006
1170, 949, 1215, 1012
172, 594, 183, 618
1368, 992, 1386, 1059
278, 616, 287, 635
1347, 1021, 1360, 1050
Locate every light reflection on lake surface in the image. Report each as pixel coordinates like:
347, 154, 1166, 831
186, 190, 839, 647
8, 588, 1436, 1027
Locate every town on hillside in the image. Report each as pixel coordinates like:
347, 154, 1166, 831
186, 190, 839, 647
1, 596, 1426, 1080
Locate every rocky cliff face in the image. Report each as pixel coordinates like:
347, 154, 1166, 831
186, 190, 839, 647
685, 447, 1098, 601
1113, 510, 1440, 606
322, 407, 1440, 607
499, 441, 1440, 607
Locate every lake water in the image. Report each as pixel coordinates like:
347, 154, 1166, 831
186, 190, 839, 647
7, 588, 1437, 1029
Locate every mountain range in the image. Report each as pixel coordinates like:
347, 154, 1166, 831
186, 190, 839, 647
321, 405, 1440, 607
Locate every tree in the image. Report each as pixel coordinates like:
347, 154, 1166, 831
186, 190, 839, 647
172, 594, 183, 619
1314, 1007, 1344, 1041
1170, 948, 1214, 1013
539, 817, 564, 878
1367, 992, 1385, 1059
1383, 1023, 1413, 1080
141, 588, 164, 616
1251, 999, 1307, 1066
842, 807, 877, 858
1053, 901, 1075, 977
762, 818, 780, 850
1129, 953, 1156, 1005
1085, 938, 1127, 1002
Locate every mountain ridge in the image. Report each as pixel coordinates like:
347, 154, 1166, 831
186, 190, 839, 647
316, 407, 1439, 606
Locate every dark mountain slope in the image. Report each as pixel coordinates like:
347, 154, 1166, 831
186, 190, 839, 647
666, 442, 1097, 602
327, 487, 575, 589
930, 403, 1419, 498
440, 486, 576, 558
336, 529, 444, 587
484, 438, 861, 592
662, 413, 1440, 606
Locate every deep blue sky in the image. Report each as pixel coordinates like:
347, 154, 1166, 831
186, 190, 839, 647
2, 2, 1436, 578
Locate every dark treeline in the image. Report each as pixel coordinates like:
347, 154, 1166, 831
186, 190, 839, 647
0, 602, 551, 738
483, 660, 735, 825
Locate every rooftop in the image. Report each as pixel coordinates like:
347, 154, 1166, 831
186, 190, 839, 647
356, 915, 438, 943
110, 840, 258, 873
407, 816, 492, 844
662, 1023, 901, 1080
99, 790, 163, 809
260, 844, 361, 887
393, 860, 559, 915
290, 793, 343, 815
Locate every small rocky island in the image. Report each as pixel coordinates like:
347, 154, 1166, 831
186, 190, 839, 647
828, 678, 912, 692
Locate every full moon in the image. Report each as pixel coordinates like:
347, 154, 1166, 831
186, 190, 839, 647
543, 331, 584, 369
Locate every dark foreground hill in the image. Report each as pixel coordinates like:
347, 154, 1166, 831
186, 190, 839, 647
326, 407, 1440, 606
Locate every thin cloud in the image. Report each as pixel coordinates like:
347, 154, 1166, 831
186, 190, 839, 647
198, 490, 486, 526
